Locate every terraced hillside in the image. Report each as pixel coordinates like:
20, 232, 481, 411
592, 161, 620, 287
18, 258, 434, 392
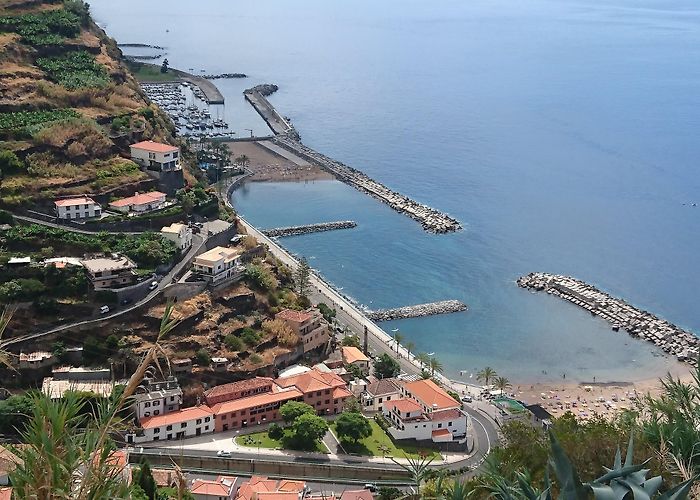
0, 0, 195, 210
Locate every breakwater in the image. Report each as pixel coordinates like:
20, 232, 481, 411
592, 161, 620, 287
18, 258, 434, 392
263, 220, 357, 237
517, 273, 699, 365
242, 86, 461, 233
202, 73, 247, 79
367, 300, 468, 321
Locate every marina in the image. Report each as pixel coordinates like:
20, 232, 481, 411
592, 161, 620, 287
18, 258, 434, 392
262, 221, 357, 238
517, 273, 700, 366
367, 300, 468, 321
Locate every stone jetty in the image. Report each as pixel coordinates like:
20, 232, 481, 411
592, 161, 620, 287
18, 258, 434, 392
263, 221, 357, 238
273, 136, 462, 233
201, 73, 247, 79
367, 300, 468, 321
517, 273, 699, 365
242, 86, 461, 234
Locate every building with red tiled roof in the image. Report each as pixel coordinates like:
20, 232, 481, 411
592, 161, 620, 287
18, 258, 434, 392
236, 476, 305, 500
341, 346, 370, 375
204, 377, 275, 406
363, 377, 402, 412
109, 191, 167, 213
191, 475, 237, 499
340, 490, 374, 500
275, 308, 330, 354
382, 379, 468, 445
0, 487, 12, 500
130, 141, 181, 172
276, 368, 350, 416
127, 405, 214, 444
212, 388, 303, 432
54, 196, 101, 220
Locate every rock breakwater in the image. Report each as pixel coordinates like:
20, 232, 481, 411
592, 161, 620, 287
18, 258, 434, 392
517, 273, 699, 365
202, 73, 247, 79
367, 300, 468, 321
263, 220, 357, 237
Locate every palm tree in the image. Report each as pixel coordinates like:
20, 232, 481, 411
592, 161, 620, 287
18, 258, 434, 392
429, 357, 443, 376
493, 375, 511, 394
477, 366, 497, 387
406, 341, 415, 359
393, 332, 403, 354
416, 352, 431, 370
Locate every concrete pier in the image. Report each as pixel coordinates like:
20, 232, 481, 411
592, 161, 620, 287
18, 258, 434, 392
263, 221, 357, 237
242, 86, 461, 234
367, 300, 468, 321
517, 273, 699, 365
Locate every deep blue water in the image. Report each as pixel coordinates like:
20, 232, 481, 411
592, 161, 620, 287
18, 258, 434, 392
91, 0, 700, 382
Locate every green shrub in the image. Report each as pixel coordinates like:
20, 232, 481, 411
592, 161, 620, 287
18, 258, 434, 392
0, 109, 80, 133
0, 278, 46, 303
223, 334, 243, 351
195, 349, 211, 366
268, 423, 284, 440
244, 264, 277, 291
110, 116, 130, 131
240, 328, 261, 347
249, 354, 263, 365
0, 9, 81, 46
36, 51, 110, 89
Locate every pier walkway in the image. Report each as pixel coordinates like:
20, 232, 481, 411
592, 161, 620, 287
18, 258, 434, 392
262, 221, 357, 237
518, 273, 699, 365
367, 300, 468, 321
242, 87, 461, 234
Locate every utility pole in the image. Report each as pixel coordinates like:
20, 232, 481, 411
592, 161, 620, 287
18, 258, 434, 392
363, 325, 368, 355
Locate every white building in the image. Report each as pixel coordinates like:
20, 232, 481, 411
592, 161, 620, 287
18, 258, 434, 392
192, 246, 243, 285
55, 196, 102, 220
363, 378, 401, 412
108, 191, 167, 214
383, 379, 468, 444
130, 140, 181, 172
133, 377, 183, 420
161, 223, 192, 250
19, 351, 54, 370
81, 254, 137, 289
127, 405, 214, 444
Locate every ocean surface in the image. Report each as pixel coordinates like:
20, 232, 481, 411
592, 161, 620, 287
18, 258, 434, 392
91, 0, 700, 383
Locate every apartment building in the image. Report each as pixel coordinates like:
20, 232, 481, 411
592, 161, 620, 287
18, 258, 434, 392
130, 140, 181, 172
54, 196, 101, 220
275, 309, 330, 354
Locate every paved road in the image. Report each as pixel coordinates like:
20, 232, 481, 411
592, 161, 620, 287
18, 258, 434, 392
5, 231, 205, 347
234, 216, 501, 472
13, 212, 143, 235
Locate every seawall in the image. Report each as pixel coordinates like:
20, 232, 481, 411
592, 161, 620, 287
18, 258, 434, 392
518, 272, 699, 365
263, 220, 357, 237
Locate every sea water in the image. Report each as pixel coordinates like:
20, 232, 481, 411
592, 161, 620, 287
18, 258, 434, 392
91, 0, 700, 382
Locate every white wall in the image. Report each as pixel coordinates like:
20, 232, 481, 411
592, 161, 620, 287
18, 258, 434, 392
130, 414, 214, 444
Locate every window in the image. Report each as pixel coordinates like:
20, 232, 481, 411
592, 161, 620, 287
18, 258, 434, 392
154, 428, 160, 434
379, 398, 383, 403
205, 417, 210, 422
145, 402, 151, 408
196, 419, 202, 424
154, 410, 159, 415
170, 396, 175, 401
316, 391, 321, 397
437, 423, 442, 428
180, 423, 186, 428
387, 396, 391, 401
448, 421, 453, 426
166, 425, 172, 431
221, 414, 227, 420
153, 401, 160, 406
204, 425, 209, 431
325, 389, 330, 395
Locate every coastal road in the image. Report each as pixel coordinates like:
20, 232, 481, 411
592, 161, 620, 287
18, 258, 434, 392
235, 216, 501, 473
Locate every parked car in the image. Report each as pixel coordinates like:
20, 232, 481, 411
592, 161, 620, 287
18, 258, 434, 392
99, 305, 110, 314
149, 280, 158, 290
216, 450, 232, 458
461, 395, 472, 403
363, 484, 378, 492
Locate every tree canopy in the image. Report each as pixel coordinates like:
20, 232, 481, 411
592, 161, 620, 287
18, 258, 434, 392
335, 412, 372, 443
374, 353, 400, 379
279, 400, 315, 424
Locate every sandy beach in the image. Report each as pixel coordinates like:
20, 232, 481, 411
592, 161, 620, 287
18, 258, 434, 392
224, 141, 333, 183
512, 362, 694, 421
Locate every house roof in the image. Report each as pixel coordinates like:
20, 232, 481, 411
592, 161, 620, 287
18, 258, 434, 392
204, 377, 274, 401
256, 493, 299, 500
402, 379, 458, 411
109, 191, 166, 208
428, 408, 463, 421
161, 222, 187, 234
140, 405, 213, 429
340, 490, 374, 500
342, 346, 369, 364
191, 476, 237, 497
275, 309, 312, 323
0, 446, 22, 477
332, 387, 353, 400
0, 488, 12, 500
194, 246, 240, 265
276, 367, 346, 394
432, 428, 451, 438
81, 255, 136, 274
365, 378, 401, 397
237, 475, 279, 500
151, 468, 177, 487
55, 196, 97, 207
277, 479, 305, 492
131, 140, 178, 153
212, 388, 302, 416
384, 398, 422, 414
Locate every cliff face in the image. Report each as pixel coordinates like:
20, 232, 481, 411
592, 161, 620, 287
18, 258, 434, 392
0, 0, 188, 209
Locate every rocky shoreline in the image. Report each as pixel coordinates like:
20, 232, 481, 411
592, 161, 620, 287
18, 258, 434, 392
517, 272, 699, 366
367, 300, 468, 321
262, 221, 357, 237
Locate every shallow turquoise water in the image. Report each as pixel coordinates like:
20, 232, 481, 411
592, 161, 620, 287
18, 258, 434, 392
91, 0, 700, 382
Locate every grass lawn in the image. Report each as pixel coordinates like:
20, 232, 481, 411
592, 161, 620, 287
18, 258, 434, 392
235, 429, 329, 454
126, 61, 179, 82
330, 419, 441, 460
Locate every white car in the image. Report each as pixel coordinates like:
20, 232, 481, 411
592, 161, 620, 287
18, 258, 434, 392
216, 450, 232, 458
99, 305, 110, 314
149, 280, 158, 290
